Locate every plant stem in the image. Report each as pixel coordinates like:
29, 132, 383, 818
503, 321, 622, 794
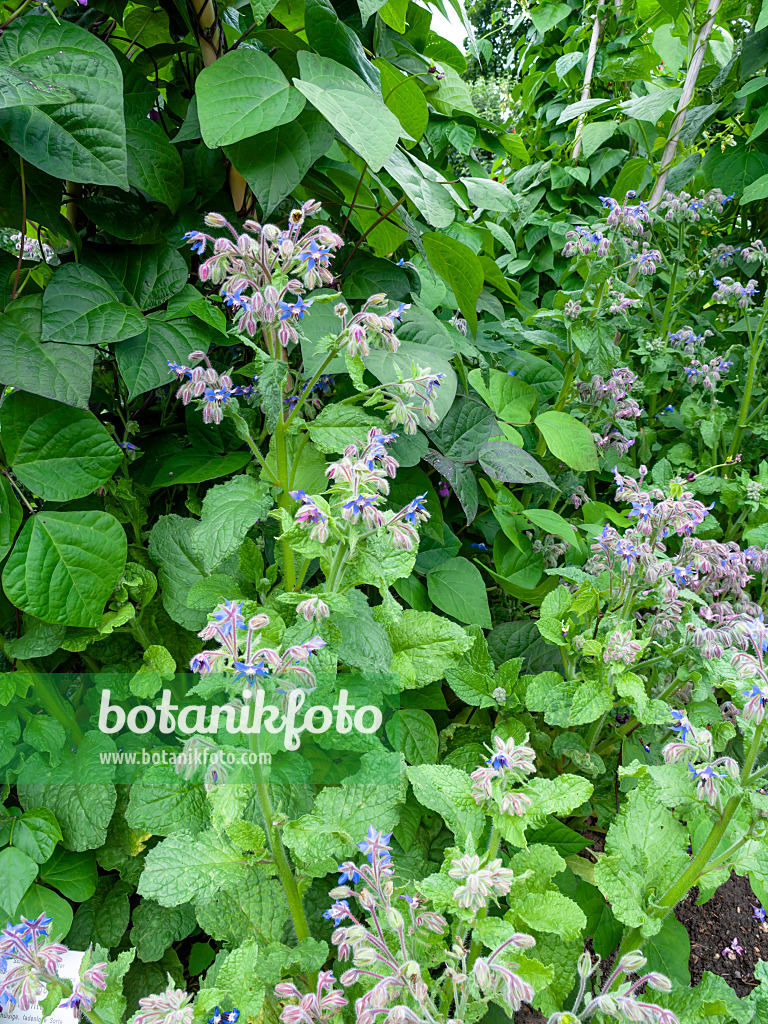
249, 731, 311, 943
727, 306, 768, 459
616, 720, 766, 958
0, 643, 84, 744
274, 417, 297, 592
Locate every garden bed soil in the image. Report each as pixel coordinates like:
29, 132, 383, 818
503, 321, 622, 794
675, 871, 768, 997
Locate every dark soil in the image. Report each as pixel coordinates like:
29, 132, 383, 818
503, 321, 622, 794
515, 1006, 547, 1023
674, 871, 768, 997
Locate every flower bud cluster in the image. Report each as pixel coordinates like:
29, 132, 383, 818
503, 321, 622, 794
683, 355, 733, 391
470, 735, 536, 821
167, 351, 253, 425
553, 949, 678, 1024
277, 828, 536, 1024
188, 601, 326, 697
0, 916, 107, 1014
659, 187, 731, 223
289, 428, 431, 556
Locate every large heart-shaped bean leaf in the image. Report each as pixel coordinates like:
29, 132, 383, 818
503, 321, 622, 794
294, 52, 400, 171
126, 117, 184, 211
42, 265, 145, 346
0, 296, 94, 408
0, 20, 127, 187
422, 231, 484, 336
0, 391, 122, 501
79, 243, 188, 310
3, 511, 127, 627
196, 48, 305, 148
116, 315, 194, 398
226, 107, 335, 215
0, 65, 75, 109
534, 410, 599, 471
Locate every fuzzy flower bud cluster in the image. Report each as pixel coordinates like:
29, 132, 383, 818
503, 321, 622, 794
188, 601, 326, 697
0, 916, 107, 1014
167, 351, 253, 425
470, 735, 536, 820
289, 428, 431, 556
659, 188, 731, 223
551, 949, 678, 1024
277, 828, 536, 1024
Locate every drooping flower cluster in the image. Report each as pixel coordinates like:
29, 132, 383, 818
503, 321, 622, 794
167, 351, 253, 424
134, 979, 195, 1024
0, 916, 106, 1013
470, 735, 537, 818
712, 276, 760, 307
603, 628, 642, 665
182, 202, 410, 357
667, 325, 714, 352
554, 950, 678, 1024
662, 710, 739, 808
448, 853, 516, 912
683, 355, 733, 391
11, 232, 54, 262
280, 828, 536, 1024
599, 191, 651, 235
562, 226, 611, 258
189, 601, 326, 696
289, 428, 431, 556
659, 187, 731, 224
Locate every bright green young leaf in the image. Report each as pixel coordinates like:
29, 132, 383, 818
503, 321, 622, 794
0, 847, 39, 918
3, 511, 127, 627
197, 49, 305, 148
193, 475, 273, 571
406, 763, 484, 843
534, 410, 599, 471
374, 58, 429, 144
422, 231, 483, 335
0, 391, 121, 501
427, 556, 492, 628
148, 514, 208, 631
0, 20, 127, 187
294, 52, 401, 171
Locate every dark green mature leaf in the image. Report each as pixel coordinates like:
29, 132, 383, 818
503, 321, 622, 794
3, 511, 127, 627
148, 514, 208, 630
0, 475, 22, 561
42, 265, 145, 346
126, 117, 184, 211
294, 52, 400, 171
116, 316, 192, 398
0, 66, 75, 108
478, 440, 555, 486
0, 296, 94, 408
79, 243, 187, 310
305, 0, 380, 91
197, 49, 305, 148
0, 391, 121, 501
422, 231, 483, 335
422, 450, 478, 523
132, 450, 251, 490
0, 20, 127, 187
226, 108, 335, 216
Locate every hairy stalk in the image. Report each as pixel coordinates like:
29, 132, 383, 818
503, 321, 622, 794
615, 720, 766, 960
